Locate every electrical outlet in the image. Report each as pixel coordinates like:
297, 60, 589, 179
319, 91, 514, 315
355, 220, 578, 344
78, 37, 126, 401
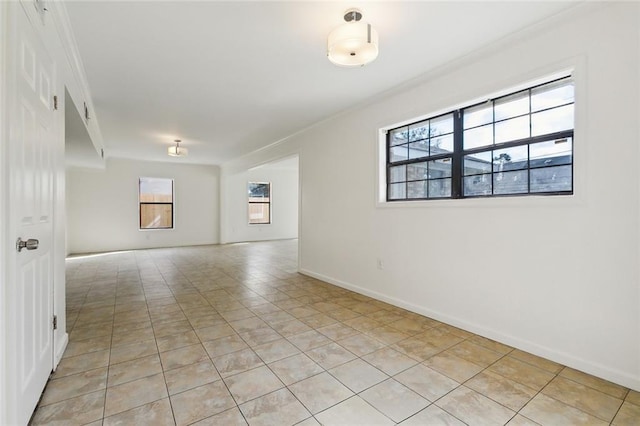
377, 258, 383, 270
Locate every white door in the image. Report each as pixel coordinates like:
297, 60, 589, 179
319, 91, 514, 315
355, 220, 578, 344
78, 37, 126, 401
7, 4, 56, 424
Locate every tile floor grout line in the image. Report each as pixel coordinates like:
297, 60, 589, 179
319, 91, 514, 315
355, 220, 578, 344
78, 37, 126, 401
33, 241, 636, 425
144, 256, 179, 426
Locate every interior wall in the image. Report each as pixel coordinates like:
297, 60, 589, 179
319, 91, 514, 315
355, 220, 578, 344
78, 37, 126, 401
67, 157, 220, 254
221, 156, 299, 243
220, 2, 640, 390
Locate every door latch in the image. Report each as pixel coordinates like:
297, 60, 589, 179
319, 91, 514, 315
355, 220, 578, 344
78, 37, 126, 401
16, 238, 39, 252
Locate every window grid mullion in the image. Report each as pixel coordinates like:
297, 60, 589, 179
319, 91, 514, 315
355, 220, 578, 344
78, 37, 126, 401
386, 76, 573, 201
451, 110, 463, 198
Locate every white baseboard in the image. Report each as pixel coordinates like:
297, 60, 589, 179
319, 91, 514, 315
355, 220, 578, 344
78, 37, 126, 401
53, 332, 68, 370
299, 268, 640, 392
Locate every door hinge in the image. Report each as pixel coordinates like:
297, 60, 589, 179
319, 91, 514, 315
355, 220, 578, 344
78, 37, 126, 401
53, 95, 58, 110
52, 315, 58, 330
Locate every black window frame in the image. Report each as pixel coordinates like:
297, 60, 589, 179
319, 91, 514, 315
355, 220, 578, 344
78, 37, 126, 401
248, 181, 271, 225
386, 76, 574, 201
139, 177, 174, 230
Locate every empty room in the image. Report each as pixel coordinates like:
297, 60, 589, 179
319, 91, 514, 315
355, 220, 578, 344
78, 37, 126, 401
0, 1, 638, 425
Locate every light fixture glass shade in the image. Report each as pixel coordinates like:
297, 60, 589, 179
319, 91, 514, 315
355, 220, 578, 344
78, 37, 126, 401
168, 141, 188, 157
327, 20, 379, 67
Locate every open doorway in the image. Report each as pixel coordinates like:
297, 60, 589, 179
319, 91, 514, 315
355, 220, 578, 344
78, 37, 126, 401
222, 155, 299, 244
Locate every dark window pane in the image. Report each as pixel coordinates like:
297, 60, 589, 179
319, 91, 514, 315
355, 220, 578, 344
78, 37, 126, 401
464, 151, 492, 176
389, 183, 406, 200
530, 165, 572, 193
464, 124, 493, 150
407, 162, 428, 181
249, 203, 270, 224
493, 170, 528, 194
430, 134, 453, 154
531, 78, 574, 112
408, 141, 430, 159
407, 181, 428, 199
530, 138, 573, 168
140, 204, 173, 229
430, 114, 454, 136
429, 178, 451, 198
531, 104, 573, 136
494, 90, 529, 121
389, 145, 409, 163
493, 145, 528, 172
428, 159, 451, 178
390, 127, 408, 146
389, 165, 406, 183
408, 120, 429, 142
464, 103, 492, 129
464, 174, 492, 196
495, 115, 529, 144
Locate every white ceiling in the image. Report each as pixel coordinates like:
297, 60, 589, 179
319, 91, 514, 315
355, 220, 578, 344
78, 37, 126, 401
65, 1, 580, 166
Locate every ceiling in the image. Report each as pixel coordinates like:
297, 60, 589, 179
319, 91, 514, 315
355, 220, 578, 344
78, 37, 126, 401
65, 1, 580, 166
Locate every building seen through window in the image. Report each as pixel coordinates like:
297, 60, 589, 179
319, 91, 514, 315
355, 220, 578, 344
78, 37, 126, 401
387, 76, 574, 200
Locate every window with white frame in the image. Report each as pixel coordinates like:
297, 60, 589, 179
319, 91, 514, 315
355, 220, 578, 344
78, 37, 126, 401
387, 76, 574, 200
248, 182, 271, 224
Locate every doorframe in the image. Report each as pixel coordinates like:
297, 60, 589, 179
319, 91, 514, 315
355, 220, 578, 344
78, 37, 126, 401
0, 0, 8, 423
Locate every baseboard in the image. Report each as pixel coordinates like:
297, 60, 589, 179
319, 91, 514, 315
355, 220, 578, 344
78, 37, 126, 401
53, 332, 68, 371
299, 268, 640, 391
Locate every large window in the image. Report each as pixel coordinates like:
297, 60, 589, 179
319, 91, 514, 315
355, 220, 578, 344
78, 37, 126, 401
387, 76, 574, 200
139, 177, 173, 229
248, 182, 271, 224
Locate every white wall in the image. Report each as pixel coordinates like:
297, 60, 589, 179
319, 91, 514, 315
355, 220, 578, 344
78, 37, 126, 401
221, 2, 640, 390
221, 156, 298, 243
67, 158, 220, 254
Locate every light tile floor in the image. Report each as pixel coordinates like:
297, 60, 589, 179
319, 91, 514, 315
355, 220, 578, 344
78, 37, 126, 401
31, 240, 639, 425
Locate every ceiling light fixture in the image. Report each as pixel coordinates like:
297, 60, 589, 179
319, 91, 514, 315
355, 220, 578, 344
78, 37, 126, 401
168, 139, 188, 157
327, 8, 379, 68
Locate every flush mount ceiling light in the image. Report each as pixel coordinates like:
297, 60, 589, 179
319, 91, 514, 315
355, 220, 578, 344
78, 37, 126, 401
327, 8, 379, 67
168, 139, 188, 157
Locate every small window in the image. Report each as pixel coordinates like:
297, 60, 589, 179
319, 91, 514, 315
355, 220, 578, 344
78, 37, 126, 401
387, 76, 574, 200
139, 177, 173, 229
248, 182, 271, 224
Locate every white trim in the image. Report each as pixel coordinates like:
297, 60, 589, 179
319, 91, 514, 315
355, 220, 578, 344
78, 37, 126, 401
0, 1, 8, 423
299, 267, 640, 391
53, 332, 68, 370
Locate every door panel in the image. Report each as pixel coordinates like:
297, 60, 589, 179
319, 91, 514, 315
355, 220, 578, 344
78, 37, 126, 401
9, 4, 56, 424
